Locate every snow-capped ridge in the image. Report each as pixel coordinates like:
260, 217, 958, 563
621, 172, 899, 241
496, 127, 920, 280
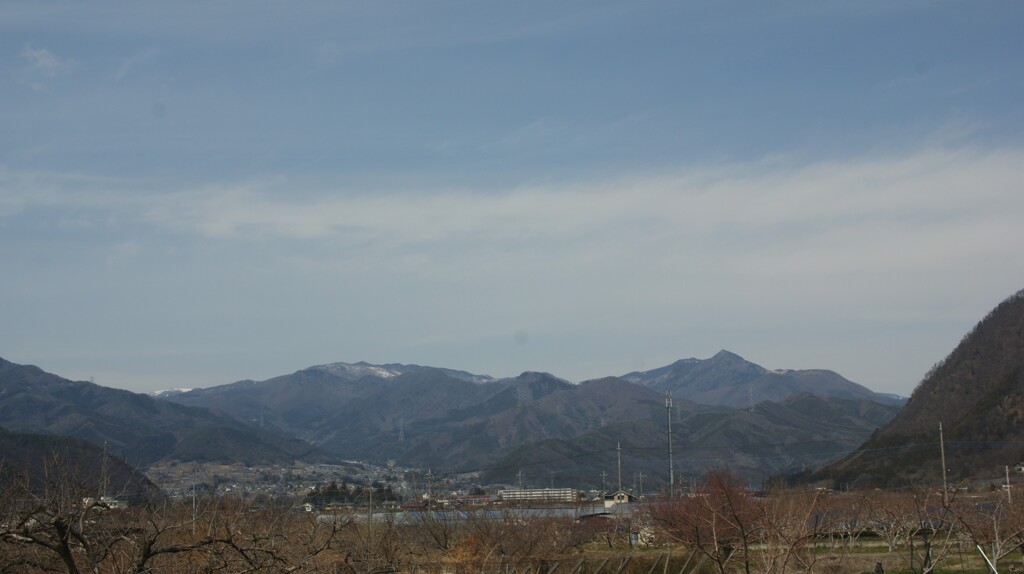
312, 362, 402, 379
149, 388, 193, 398
309, 361, 494, 384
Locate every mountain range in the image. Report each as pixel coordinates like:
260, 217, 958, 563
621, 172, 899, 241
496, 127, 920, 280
159, 350, 901, 486
0, 349, 902, 487
6, 285, 1022, 491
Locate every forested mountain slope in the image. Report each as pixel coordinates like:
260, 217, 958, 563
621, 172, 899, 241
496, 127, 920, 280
825, 288, 1024, 486
0, 357, 328, 467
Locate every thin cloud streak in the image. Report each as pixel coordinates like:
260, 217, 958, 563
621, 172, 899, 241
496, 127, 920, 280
5, 146, 1022, 256
121, 147, 1024, 248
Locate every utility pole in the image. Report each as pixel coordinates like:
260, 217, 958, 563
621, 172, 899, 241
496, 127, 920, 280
601, 471, 607, 494
100, 441, 110, 498
667, 391, 674, 497
940, 422, 949, 506
368, 481, 374, 548
617, 442, 622, 491
191, 469, 197, 535
1007, 465, 1013, 503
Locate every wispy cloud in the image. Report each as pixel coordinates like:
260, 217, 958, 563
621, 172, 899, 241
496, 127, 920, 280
21, 45, 69, 77
139, 147, 1023, 260
5, 146, 1021, 309
6, 147, 1022, 251
19, 44, 72, 89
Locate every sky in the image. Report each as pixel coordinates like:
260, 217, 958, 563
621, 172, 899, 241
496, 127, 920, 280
2, 1, 1022, 396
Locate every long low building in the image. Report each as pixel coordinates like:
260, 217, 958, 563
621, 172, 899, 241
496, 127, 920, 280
500, 488, 581, 503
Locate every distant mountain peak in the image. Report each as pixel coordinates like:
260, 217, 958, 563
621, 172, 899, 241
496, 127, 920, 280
514, 371, 565, 381
706, 350, 767, 372
623, 350, 893, 408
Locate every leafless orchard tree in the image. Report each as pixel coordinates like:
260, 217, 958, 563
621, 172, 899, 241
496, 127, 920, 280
455, 508, 573, 571
824, 492, 870, 563
407, 508, 466, 556
646, 470, 758, 574
335, 510, 416, 574
561, 514, 619, 552
0, 455, 348, 573
864, 490, 918, 554
901, 485, 962, 574
191, 497, 347, 573
755, 490, 830, 574
954, 489, 1024, 570
845, 483, 976, 574
0, 452, 176, 573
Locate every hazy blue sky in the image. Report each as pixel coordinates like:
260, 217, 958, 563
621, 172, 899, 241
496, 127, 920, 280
2, 1, 1022, 395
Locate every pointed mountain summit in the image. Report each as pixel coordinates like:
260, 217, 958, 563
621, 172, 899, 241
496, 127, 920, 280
825, 288, 1024, 486
622, 350, 896, 408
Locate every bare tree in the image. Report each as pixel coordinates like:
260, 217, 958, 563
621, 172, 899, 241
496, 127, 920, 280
0, 452, 128, 573
408, 508, 466, 555
955, 490, 1024, 570
457, 508, 567, 570
756, 490, 829, 574
904, 485, 961, 574
338, 509, 416, 574
825, 492, 871, 563
865, 491, 917, 553
0, 455, 347, 574
646, 470, 758, 574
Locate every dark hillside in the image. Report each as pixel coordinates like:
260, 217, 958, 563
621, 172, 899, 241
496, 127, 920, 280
0, 357, 328, 467
824, 288, 1024, 486
0, 428, 160, 500
483, 393, 900, 488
